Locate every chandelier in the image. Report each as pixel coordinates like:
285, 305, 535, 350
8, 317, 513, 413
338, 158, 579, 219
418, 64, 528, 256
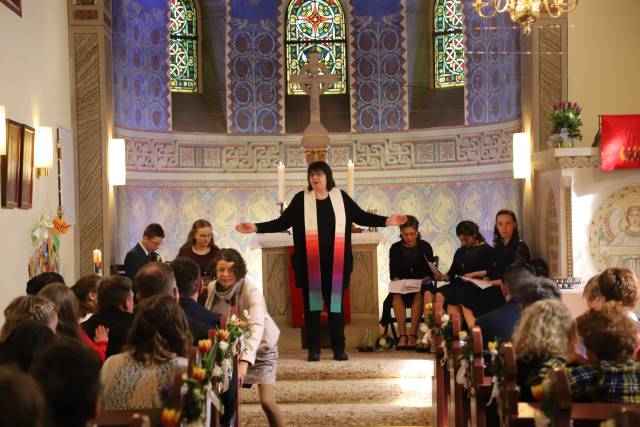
472, 0, 578, 35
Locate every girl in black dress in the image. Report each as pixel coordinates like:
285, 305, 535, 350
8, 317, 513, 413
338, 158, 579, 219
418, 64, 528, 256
388, 216, 436, 349
458, 209, 531, 326
433, 221, 495, 328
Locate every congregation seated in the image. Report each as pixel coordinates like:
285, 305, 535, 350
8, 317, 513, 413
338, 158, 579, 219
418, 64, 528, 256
0, 366, 47, 427
31, 338, 101, 427
518, 275, 561, 309
25, 271, 65, 295
39, 283, 108, 362
583, 268, 639, 321
71, 274, 101, 322
0, 295, 58, 341
100, 295, 191, 411
82, 275, 135, 359
512, 298, 577, 401
0, 319, 56, 372
563, 302, 640, 403
172, 257, 221, 342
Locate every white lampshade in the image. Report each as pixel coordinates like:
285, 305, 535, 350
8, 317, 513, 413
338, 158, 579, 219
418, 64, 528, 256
34, 127, 54, 169
109, 138, 126, 186
0, 106, 6, 155
512, 132, 531, 179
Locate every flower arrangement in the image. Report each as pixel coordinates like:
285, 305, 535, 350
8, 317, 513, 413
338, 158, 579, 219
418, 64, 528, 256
455, 330, 472, 389
161, 311, 252, 427
550, 101, 583, 145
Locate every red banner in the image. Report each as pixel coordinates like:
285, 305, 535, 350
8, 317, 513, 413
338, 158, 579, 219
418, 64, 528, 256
601, 114, 640, 171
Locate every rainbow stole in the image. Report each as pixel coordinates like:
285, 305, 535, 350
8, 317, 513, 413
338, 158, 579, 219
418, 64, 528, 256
304, 188, 346, 313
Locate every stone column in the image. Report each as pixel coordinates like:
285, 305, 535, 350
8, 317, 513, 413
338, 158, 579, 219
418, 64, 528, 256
67, 0, 115, 275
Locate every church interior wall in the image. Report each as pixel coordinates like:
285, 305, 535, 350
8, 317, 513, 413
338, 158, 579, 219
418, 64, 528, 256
567, 0, 640, 147
0, 1, 76, 320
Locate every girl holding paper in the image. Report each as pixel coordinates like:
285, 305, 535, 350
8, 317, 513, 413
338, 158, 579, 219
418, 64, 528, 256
388, 215, 436, 350
236, 161, 406, 361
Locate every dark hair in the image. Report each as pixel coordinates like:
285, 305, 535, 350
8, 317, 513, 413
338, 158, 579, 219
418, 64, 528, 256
0, 319, 56, 372
596, 267, 640, 308
529, 258, 549, 278
71, 275, 100, 318
0, 296, 57, 342
306, 161, 336, 192
492, 209, 521, 248
26, 272, 65, 295
97, 275, 133, 311
455, 220, 485, 242
173, 257, 201, 297
518, 276, 561, 309
31, 338, 101, 427
135, 262, 175, 300
577, 302, 638, 363
38, 283, 81, 340
181, 219, 219, 251
143, 223, 165, 239
126, 295, 191, 363
502, 263, 536, 299
211, 248, 247, 280
0, 366, 47, 427
399, 215, 422, 240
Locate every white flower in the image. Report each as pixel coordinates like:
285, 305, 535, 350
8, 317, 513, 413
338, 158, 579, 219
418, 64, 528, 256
441, 314, 450, 326
459, 331, 467, 341
378, 337, 387, 348
230, 314, 238, 323
243, 309, 250, 320
420, 323, 429, 333
212, 365, 223, 378
218, 341, 229, 352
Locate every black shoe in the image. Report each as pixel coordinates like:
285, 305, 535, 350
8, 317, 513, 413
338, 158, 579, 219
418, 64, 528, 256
307, 352, 320, 362
333, 351, 349, 361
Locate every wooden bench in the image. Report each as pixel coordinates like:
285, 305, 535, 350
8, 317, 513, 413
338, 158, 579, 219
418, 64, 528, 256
447, 310, 468, 427
432, 302, 449, 427
468, 326, 495, 427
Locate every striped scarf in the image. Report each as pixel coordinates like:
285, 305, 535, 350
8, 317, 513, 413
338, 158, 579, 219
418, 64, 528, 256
304, 188, 346, 313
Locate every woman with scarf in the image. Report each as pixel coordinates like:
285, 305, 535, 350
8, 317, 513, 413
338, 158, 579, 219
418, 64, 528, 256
236, 161, 406, 362
205, 248, 284, 427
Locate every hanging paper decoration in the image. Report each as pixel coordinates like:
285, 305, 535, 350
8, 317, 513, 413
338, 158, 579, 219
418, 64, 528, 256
29, 215, 61, 278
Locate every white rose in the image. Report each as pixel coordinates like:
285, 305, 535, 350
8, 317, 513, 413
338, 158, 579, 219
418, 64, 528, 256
212, 365, 223, 378
420, 323, 429, 333
230, 314, 238, 323
218, 341, 229, 352
243, 309, 250, 319
441, 314, 450, 326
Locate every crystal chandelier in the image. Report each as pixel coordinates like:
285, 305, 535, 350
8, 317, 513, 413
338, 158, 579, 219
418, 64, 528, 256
472, 0, 578, 35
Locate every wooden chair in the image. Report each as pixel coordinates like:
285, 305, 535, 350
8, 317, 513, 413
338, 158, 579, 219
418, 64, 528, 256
447, 310, 468, 427
433, 302, 449, 427
468, 326, 494, 427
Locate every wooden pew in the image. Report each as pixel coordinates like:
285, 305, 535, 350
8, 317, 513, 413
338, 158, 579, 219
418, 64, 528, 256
447, 311, 468, 427
468, 326, 494, 427
432, 302, 449, 427
500, 341, 640, 427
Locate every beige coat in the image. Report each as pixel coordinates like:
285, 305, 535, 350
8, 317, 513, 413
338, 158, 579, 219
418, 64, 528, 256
205, 278, 279, 366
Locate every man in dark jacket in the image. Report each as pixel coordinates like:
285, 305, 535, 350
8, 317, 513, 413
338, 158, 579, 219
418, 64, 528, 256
172, 257, 220, 342
123, 223, 165, 283
82, 275, 134, 358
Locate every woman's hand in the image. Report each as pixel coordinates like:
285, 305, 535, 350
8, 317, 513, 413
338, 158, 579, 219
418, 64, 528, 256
386, 214, 408, 226
235, 223, 257, 234
94, 325, 109, 344
238, 360, 249, 386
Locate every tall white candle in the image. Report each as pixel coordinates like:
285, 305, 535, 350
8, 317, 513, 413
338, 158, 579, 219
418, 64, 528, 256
347, 159, 354, 197
277, 162, 285, 203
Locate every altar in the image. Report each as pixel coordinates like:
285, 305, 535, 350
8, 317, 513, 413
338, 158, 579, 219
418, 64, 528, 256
253, 232, 383, 351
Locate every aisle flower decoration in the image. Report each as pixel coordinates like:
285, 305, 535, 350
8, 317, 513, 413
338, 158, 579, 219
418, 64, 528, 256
164, 311, 252, 427
456, 330, 472, 390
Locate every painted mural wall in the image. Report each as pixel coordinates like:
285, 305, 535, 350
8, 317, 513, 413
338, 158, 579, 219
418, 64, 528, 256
116, 174, 521, 308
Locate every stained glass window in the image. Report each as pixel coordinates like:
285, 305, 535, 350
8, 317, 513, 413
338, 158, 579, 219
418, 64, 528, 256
286, 0, 346, 95
170, 0, 198, 92
434, 0, 464, 88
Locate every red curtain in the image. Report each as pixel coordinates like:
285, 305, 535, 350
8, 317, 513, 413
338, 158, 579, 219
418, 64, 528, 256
601, 114, 640, 171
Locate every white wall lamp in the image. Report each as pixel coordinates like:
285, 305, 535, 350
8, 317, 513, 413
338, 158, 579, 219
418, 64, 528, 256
0, 105, 6, 155
512, 132, 531, 179
109, 138, 126, 186
35, 126, 54, 177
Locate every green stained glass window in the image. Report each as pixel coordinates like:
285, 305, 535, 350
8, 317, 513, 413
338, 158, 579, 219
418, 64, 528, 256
170, 0, 198, 92
286, 0, 346, 95
434, 0, 464, 88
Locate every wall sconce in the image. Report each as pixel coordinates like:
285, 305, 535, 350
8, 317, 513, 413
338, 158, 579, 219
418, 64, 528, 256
109, 138, 126, 186
512, 132, 531, 179
0, 105, 6, 155
35, 126, 54, 176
